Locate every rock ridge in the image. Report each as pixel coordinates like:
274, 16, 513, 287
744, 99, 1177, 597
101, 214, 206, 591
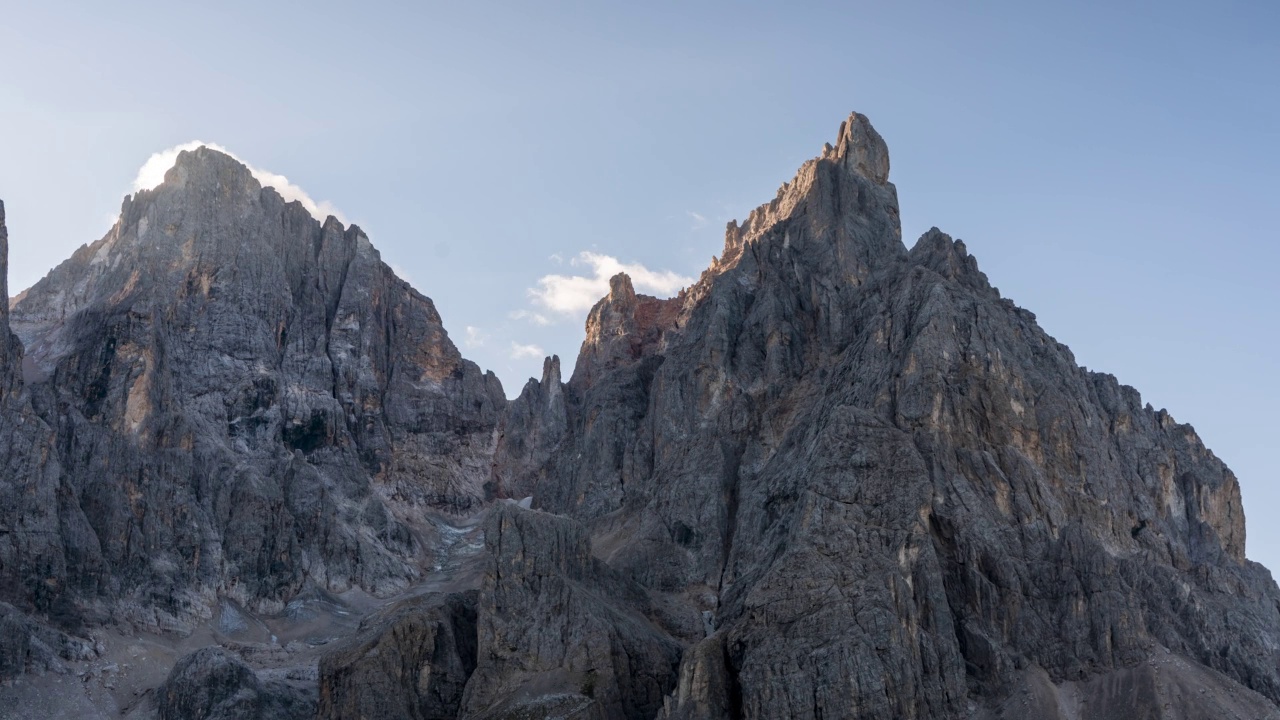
489, 112, 1280, 719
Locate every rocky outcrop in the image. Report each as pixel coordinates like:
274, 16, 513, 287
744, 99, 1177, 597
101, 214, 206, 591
7, 149, 506, 631
317, 591, 478, 720
459, 504, 687, 720
157, 646, 314, 720
315, 504, 696, 720
654, 636, 736, 720
489, 356, 567, 503
501, 275, 685, 528
492, 113, 1280, 718
0, 602, 97, 680
977, 655, 1280, 720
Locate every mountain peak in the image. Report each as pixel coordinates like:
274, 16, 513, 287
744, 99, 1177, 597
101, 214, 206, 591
130, 141, 343, 223
146, 144, 263, 203
825, 111, 891, 185
705, 111, 903, 299
607, 272, 636, 303
168, 145, 258, 186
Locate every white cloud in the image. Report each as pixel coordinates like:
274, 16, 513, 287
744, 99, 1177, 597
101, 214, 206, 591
464, 326, 487, 348
509, 341, 545, 360
687, 211, 709, 229
510, 309, 552, 326
528, 251, 693, 317
131, 141, 345, 223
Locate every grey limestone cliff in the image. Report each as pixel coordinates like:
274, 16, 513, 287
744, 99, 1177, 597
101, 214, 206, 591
317, 590, 479, 720
458, 504, 689, 720
0, 201, 100, 680
157, 646, 315, 720
489, 113, 1280, 719
6, 148, 505, 633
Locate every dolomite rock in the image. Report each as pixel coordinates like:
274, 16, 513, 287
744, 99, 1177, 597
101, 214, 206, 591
0, 601, 97, 680
492, 113, 1280, 718
489, 355, 567, 504
8, 149, 506, 630
0, 201, 99, 678
2, 109, 1278, 719
317, 590, 479, 720
459, 504, 687, 720
157, 646, 314, 720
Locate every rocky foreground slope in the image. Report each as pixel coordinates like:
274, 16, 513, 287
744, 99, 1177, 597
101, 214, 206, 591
0, 114, 1277, 719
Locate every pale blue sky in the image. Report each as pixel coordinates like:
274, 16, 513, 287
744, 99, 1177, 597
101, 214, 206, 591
1, 1, 1277, 569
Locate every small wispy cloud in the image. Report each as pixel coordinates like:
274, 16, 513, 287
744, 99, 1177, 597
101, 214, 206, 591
131, 141, 345, 223
527, 251, 693, 317
687, 211, 709, 230
464, 326, 488, 348
509, 341, 545, 360
510, 309, 552, 326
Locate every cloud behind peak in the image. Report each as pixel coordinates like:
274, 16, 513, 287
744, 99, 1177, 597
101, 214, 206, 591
131, 141, 345, 224
528, 251, 692, 317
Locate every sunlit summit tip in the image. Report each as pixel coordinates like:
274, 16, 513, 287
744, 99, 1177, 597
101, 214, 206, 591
130, 140, 345, 224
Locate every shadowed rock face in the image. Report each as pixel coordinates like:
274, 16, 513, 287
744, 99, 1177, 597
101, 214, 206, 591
490, 355, 567, 504
0, 601, 97, 680
0, 201, 101, 679
6, 149, 506, 630
459, 504, 687, 720
317, 590, 479, 720
157, 646, 314, 720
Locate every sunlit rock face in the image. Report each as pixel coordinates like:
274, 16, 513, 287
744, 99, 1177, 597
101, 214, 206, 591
6, 147, 506, 630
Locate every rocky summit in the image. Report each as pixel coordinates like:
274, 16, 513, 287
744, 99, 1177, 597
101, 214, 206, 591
0, 114, 1276, 720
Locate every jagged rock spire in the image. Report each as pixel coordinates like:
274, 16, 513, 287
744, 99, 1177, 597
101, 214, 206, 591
712, 111, 903, 291
827, 111, 892, 184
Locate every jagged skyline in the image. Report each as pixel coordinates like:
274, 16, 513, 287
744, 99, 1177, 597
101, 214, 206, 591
6, 112, 1277, 716
2, 1, 1276, 576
